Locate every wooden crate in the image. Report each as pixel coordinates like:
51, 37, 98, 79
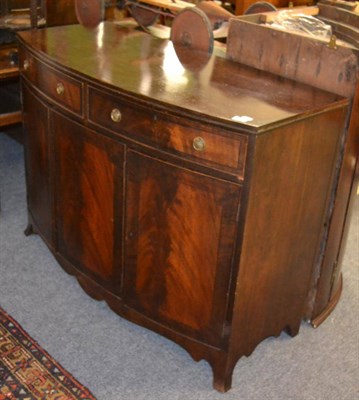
226, 10, 359, 97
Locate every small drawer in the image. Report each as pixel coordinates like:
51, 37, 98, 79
88, 86, 153, 137
19, 48, 36, 83
88, 86, 247, 178
37, 63, 83, 115
19, 48, 83, 115
154, 118, 247, 177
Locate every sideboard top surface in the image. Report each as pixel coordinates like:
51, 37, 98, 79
17, 22, 347, 131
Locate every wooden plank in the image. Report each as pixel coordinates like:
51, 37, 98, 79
0, 110, 22, 127
137, 0, 195, 13
320, 16, 359, 47
318, 3, 359, 28
227, 17, 359, 98
260, 6, 319, 23
319, 0, 358, 12
0, 67, 18, 79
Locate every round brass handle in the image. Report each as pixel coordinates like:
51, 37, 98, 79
56, 83, 65, 96
193, 137, 206, 152
111, 108, 122, 123
23, 59, 30, 71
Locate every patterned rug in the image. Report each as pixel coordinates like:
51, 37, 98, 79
0, 306, 96, 400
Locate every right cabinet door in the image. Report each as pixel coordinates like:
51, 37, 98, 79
124, 150, 241, 346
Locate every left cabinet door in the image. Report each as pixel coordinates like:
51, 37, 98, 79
23, 84, 53, 246
52, 111, 125, 295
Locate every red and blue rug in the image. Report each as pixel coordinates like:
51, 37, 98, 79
0, 306, 96, 400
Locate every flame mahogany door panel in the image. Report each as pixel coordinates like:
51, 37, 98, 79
124, 150, 241, 347
52, 111, 125, 294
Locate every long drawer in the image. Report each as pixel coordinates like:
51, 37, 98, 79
88, 86, 247, 178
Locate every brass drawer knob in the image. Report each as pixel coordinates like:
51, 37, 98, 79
23, 59, 30, 71
111, 108, 122, 123
56, 82, 65, 96
193, 137, 206, 152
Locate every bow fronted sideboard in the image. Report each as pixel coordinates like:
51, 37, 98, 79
17, 22, 348, 392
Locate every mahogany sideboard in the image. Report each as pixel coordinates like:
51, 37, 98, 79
17, 23, 348, 392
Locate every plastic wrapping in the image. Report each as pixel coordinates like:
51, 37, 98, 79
267, 11, 332, 39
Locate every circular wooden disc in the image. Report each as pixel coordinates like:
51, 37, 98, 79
174, 45, 211, 72
244, 1, 277, 14
171, 7, 214, 54
127, 3, 159, 28
75, 0, 105, 28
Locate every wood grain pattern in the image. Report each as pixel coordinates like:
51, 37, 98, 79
17, 23, 343, 131
44, 0, 78, 27
20, 51, 83, 115
53, 111, 124, 292
318, 3, 359, 28
124, 151, 241, 345
214, 106, 348, 391
88, 86, 247, 177
227, 15, 359, 98
37, 64, 83, 115
154, 117, 246, 176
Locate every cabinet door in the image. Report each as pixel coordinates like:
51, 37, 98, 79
124, 151, 241, 346
52, 112, 125, 294
22, 84, 53, 245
